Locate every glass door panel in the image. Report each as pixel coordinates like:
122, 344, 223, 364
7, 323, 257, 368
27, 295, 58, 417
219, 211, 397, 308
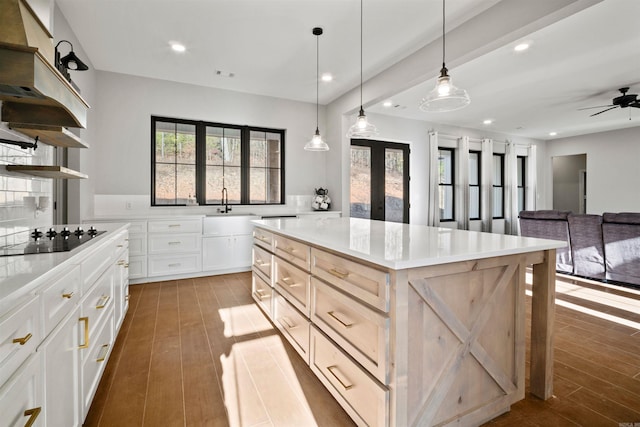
350, 145, 372, 219
385, 148, 404, 222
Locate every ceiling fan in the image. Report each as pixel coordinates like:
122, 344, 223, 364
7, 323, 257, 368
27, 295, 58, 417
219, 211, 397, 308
580, 87, 640, 117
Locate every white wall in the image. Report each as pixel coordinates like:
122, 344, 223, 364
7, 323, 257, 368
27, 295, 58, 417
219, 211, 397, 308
88, 71, 328, 216
544, 126, 640, 214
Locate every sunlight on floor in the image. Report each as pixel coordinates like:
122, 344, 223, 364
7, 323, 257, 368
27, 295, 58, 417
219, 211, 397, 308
218, 303, 274, 337
220, 334, 318, 427
526, 272, 640, 331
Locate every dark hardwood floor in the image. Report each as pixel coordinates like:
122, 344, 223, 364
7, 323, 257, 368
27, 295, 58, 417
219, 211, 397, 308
84, 271, 640, 427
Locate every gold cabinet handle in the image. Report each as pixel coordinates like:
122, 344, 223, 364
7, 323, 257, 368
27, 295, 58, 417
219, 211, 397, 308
328, 268, 349, 280
96, 344, 110, 362
125, 294, 130, 301
254, 258, 270, 268
278, 316, 297, 330
96, 295, 110, 309
327, 311, 354, 328
124, 263, 129, 268
168, 263, 181, 267
168, 224, 181, 228
62, 291, 75, 299
168, 241, 181, 245
327, 365, 354, 391
280, 246, 296, 255
12, 333, 32, 346
280, 277, 300, 288
79, 317, 89, 349
117, 259, 126, 265
257, 235, 270, 242
117, 244, 124, 248
23, 407, 42, 427
253, 289, 268, 301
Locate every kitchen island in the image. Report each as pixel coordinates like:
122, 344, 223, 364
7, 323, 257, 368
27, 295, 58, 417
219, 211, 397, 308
251, 217, 564, 427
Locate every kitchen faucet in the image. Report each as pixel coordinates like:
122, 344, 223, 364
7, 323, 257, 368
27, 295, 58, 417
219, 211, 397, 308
219, 187, 232, 213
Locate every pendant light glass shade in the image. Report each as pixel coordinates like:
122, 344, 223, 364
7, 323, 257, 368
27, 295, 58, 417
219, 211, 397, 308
346, 0, 378, 138
419, 0, 470, 113
305, 27, 329, 151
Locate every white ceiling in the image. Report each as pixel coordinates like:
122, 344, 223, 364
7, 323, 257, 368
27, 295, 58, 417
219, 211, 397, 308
57, 0, 640, 141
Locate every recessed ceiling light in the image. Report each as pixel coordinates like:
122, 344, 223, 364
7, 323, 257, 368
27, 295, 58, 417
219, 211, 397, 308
321, 73, 333, 82
549, 131, 557, 136
514, 42, 530, 52
383, 100, 393, 107
483, 119, 493, 125
170, 42, 186, 52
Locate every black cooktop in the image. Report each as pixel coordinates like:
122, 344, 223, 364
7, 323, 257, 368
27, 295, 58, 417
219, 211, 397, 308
0, 226, 105, 257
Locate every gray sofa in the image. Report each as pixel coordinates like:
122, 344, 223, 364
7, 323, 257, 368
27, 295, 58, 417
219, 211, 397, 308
519, 210, 640, 287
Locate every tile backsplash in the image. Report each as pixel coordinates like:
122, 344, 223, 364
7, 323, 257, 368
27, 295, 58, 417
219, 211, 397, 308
0, 123, 54, 247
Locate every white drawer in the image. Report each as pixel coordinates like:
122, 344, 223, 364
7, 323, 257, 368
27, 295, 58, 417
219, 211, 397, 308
80, 265, 114, 342
252, 273, 273, 318
253, 228, 273, 251
311, 247, 390, 312
81, 311, 114, 419
128, 234, 146, 256
81, 239, 116, 293
0, 296, 41, 388
148, 233, 201, 254
0, 352, 43, 427
252, 245, 272, 282
148, 218, 202, 233
274, 257, 310, 317
113, 230, 128, 252
311, 277, 389, 384
274, 293, 310, 364
40, 265, 81, 337
203, 215, 258, 236
310, 327, 388, 427
148, 253, 202, 277
274, 234, 311, 272
128, 255, 147, 279
126, 221, 147, 234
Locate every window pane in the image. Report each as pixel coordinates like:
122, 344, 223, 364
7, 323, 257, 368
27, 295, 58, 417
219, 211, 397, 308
518, 188, 525, 213
517, 157, 524, 187
350, 146, 371, 219
439, 185, 454, 220
385, 148, 404, 223
206, 165, 240, 204
250, 168, 266, 203
155, 122, 177, 163
155, 163, 176, 204
267, 169, 281, 203
205, 127, 224, 165
468, 152, 479, 185
493, 187, 504, 218
176, 123, 196, 164
176, 164, 196, 204
493, 154, 503, 185
205, 165, 224, 204
469, 187, 480, 219
438, 149, 453, 184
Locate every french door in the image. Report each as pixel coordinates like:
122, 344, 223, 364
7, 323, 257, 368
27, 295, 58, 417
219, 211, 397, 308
350, 139, 409, 223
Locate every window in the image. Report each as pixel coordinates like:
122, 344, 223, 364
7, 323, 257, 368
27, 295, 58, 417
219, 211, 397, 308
493, 154, 504, 218
152, 117, 284, 206
469, 151, 480, 220
517, 156, 526, 213
438, 148, 455, 221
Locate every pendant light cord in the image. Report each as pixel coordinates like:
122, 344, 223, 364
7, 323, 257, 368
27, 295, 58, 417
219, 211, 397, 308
360, 0, 363, 108
316, 32, 319, 129
442, 0, 446, 69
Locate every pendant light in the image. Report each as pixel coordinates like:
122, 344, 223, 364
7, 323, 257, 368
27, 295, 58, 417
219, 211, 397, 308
305, 27, 330, 151
419, 0, 470, 112
346, 0, 378, 138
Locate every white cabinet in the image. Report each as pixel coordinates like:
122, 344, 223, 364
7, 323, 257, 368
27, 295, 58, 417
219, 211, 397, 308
0, 352, 43, 427
41, 306, 80, 427
148, 218, 202, 278
202, 215, 259, 273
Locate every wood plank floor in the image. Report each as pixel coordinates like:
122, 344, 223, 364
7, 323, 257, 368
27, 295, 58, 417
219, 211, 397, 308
84, 271, 640, 427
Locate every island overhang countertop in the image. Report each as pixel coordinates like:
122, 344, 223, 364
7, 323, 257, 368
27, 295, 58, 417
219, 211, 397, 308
253, 217, 566, 270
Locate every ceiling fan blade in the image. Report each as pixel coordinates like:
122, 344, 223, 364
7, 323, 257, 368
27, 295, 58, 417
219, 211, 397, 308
578, 104, 614, 110
590, 106, 619, 117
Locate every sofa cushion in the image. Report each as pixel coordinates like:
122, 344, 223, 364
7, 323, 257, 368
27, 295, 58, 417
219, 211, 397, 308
519, 210, 571, 221
519, 210, 572, 274
568, 214, 605, 280
602, 212, 640, 225
602, 214, 640, 286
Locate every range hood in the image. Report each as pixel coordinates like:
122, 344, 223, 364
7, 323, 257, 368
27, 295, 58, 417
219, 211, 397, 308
0, 0, 89, 128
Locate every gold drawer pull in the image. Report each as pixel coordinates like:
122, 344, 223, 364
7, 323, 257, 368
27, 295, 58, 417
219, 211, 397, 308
168, 224, 181, 228
168, 241, 181, 245
278, 316, 297, 330
125, 294, 130, 301
168, 263, 181, 267
255, 258, 270, 267
280, 277, 300, 288
258, 235, 270, 242
117, 259, 126, 265
12, 333, 32, 346
327, 311, 354, 328
281, 246, 297, 255
96, 295, 110, 309
62, 291, 75, 299
79, 317, 89, 349
23, 407, 42, 427
124, 263, 129, 268
328, 268, 349, 280
96, 344, 110, 362
253, 290, 267, 301
327, 365, 354, 391
117, 244, 124, 248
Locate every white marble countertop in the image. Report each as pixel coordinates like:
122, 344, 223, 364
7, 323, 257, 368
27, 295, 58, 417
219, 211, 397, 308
0, 223, 128, 314
87, 210, 340, 221
253, 217, 566, 270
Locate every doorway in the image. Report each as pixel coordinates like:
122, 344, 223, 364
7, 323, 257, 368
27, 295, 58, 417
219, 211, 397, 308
349, 139, 410, 223
552, 154, 586, 213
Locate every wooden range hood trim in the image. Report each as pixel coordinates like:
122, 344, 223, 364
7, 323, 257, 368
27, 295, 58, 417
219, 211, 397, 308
8, 123, 88, 148
0, 43, 90, 128
6, 165, 88, 179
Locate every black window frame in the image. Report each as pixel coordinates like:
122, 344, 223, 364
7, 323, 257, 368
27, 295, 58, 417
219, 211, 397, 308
438, 147, 455, 222
468, 150, 481, 220
492, 153, 505, 219
517, 155, 526, 213
151, 116, 285, 206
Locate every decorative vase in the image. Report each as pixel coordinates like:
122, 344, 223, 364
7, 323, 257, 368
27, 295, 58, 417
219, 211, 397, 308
312, 188, 331, 211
